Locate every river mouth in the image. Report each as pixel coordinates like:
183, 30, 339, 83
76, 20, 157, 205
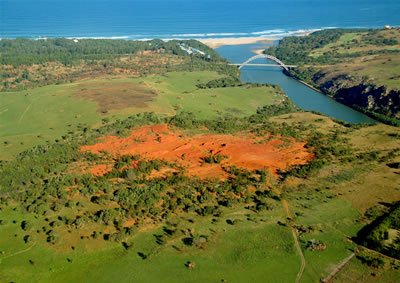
216, 43, 376, 124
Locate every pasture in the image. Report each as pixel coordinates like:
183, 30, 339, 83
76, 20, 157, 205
0, 71, 282, 160
0, 195, 361, 283
310, 30, 400, 57
1, 112, 399, 282
308, 29, 400, 89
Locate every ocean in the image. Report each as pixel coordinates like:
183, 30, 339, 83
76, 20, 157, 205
0, 0, 399, 39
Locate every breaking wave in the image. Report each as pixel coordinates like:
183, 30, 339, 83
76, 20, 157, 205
1, 27, 340, 41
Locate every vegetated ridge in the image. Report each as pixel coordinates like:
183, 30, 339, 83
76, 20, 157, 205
265, 28, 400, 125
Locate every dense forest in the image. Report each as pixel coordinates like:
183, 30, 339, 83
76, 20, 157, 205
0, 38, 222, 66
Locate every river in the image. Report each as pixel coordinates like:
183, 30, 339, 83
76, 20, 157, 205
216, 43, 376, 124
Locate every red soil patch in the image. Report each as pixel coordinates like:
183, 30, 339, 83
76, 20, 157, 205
89, 164, 112, 176
148, 167, 179, 179
123, 219, 136, 228
81, 124, 313, 179
90, 164, 113, 176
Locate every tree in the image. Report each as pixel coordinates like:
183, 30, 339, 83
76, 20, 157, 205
21, 220, 31, 231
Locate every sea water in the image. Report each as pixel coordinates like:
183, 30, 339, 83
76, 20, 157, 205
0, 0, 390, 123
1, 0, 399, 39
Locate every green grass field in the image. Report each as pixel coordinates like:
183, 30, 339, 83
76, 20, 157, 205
0, 195, 361, 283
332, 256, 400, 282
143, 72, 282, 118
1, 112, 399, 282
307, 29, 400, 89
0, 71, 283, 160
310, 32, 366, 57
310, 30, 400, 57
2, 35, 400, 283
0, 84, 100, 160
272, 112, 400, 213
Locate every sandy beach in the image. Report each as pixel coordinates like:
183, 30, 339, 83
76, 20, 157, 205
199, 30, 314, 49
199, 37, 274, 48
251, 48, 266, 55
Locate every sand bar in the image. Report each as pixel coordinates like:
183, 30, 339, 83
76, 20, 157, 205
251, 48, 266, 55
198, 30, 314, 48
199, 37, 274, 48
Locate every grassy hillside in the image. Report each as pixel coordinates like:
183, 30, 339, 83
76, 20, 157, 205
0, 38, 238, 91
265, 28, 400, 122
0, 108, 399, 282
1, 37, 399, 282
0, 71, 284, 160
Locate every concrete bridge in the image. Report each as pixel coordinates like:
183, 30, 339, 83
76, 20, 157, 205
230, 54, 296, 71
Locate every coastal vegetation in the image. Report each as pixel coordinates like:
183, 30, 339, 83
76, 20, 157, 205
0, 37, 399, 282
0, 38, 283, 159
1, 106, 400, 282
0, 71, 283, 160
357, 202, 400, 260
0, 38, 221, 66
265, 28, 400, 123
0, 38, 237, 91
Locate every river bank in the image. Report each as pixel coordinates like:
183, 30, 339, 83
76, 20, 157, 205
199, 37, 274, 48
199, 30, 314, 48
281, 69, 322, 93
215, 43, 376, 124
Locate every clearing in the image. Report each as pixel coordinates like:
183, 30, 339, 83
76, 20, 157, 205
0, 71, 283, 160
81, 124, 313, 179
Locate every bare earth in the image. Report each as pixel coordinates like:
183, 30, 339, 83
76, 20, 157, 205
74, 81, 156, 113
81, 124, 314, 179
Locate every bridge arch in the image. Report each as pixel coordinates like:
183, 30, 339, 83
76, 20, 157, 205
239, 54, 289, 71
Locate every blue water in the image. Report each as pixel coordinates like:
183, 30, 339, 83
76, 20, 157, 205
0, 0, 384, 123
1, 0, 399, 39
216, 44, 376, 124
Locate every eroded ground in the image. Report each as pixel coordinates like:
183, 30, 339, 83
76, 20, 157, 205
81, 124, 314, 179
74, 81, 157, 113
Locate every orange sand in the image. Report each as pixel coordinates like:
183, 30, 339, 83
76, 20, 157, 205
81, 124, 313, 179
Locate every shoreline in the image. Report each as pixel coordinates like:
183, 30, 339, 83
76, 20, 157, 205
204, 34, 379, 125
1, 31, 314, 50
198, 31, 313, 48
251, 48, 266, 55
198, 37, 275, 48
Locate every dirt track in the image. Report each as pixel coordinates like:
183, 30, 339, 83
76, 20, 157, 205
282, 199, 306, 283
